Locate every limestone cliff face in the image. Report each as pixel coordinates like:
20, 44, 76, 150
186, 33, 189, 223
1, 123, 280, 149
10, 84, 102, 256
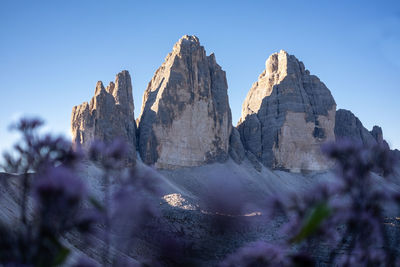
335, 109, 382, 146
137, 35, 232, 169
71, 70, 136, 164
238, 50, 336, 172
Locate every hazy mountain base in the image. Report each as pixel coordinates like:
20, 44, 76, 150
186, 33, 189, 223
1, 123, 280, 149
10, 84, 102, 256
1, 159, 400, 266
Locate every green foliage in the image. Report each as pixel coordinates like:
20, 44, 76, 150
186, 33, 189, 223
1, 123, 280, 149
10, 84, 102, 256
291, 202, 331, 244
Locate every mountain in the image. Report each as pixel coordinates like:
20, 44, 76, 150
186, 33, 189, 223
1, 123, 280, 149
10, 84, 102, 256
4, 35, 400, 266
71, 70, 136, 165
137, 35, 232, 169
70, 37, 397, 172
237, 50, 336, 172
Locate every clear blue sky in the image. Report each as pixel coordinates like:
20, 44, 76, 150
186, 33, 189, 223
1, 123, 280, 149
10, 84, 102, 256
1, 0, 399, 153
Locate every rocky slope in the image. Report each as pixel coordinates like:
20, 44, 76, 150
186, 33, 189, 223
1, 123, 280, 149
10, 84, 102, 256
237, 50, 336, 172
71, 70, 136, 165
137, 35, 232, 169
2, 158, 399, 266
0, 160, 339, 265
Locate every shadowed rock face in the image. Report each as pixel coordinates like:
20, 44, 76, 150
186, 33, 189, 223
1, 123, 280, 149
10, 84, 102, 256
229, 128, 245, 164
137, 35, 232, 169
238, 50, 336, 172
334, 110, 400, 166
71, 70, 136, 165
370, 125, 384, 144
335, 109, 382, 146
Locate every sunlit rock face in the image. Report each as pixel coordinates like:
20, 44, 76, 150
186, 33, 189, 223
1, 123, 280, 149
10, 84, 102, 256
137, 35, 232, 169
238, 50, 336, 172
71, 70, 136, 165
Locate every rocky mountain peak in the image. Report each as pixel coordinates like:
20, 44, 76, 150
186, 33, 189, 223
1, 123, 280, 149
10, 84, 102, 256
240, 50, 316, 121
137, 35, 232, 169
175, 34, 200, 47
94, 81, 105, 95
71, 70, 137, 165
265, 50, 288, 75
371, 126, 384, 143
114, 70, 134, 115
105, 81, 115, 95
263, 50, 308, 83
238, 50, 336, 172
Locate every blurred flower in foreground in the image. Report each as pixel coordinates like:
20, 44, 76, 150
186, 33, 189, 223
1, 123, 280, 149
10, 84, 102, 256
34, 166, 87, 233
224, 139, 399, 266
0, 118, 93, 266
88, 138, 128, 169
220, 241, 290, 267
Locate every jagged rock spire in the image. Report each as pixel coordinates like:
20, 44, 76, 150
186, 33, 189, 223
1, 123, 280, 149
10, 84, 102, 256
71, 70, 136, 165
113, 70, 134, 115
137, 35, 232, 169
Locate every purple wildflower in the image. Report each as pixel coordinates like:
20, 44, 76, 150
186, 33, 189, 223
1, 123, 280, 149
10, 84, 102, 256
88, 138, 128, 168
10, 117, 44, 132
34, 166, 87, 233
